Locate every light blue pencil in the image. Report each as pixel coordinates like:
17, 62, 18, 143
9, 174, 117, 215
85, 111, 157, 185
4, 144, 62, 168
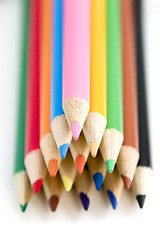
51, 0, 72, 159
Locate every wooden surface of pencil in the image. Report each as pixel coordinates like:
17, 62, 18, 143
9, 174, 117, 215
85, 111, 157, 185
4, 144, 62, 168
69, 133, 89, 174
75, 168, 94, 211
59, 151, 77, 192
100, 0, 123, 174
116, 0, 139, 190
25, 0, 47, 194
83, 0, 107, 157
40, 0, 60, 177
131, 0, 152, 209
63, 0, 90, 140
13, 0, 32, 212
43, 172, 63, 212
51, 0, 72, 160
103, 168, 123, 210
87, 151, 107, 191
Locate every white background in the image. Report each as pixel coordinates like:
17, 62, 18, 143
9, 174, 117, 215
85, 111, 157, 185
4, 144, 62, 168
0, 0, 159, 239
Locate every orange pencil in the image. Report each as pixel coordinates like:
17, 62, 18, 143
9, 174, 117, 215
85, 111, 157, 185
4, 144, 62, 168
40, 0, 61, 177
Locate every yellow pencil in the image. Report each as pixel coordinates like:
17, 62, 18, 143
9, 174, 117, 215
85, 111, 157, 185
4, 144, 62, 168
83, 0, 107, 157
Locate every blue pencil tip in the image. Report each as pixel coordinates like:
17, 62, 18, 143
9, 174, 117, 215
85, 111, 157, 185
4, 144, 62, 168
59, 143, 69, 159
107, 190, 117, 210
93, 172, 103, 191
80, 192, 90, 211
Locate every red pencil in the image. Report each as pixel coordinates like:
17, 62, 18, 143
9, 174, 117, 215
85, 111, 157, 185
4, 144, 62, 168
25, 0, 47, 194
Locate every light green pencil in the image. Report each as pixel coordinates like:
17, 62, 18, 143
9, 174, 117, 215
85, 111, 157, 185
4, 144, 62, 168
13, 0, 32, 212
100, 0, 123, 173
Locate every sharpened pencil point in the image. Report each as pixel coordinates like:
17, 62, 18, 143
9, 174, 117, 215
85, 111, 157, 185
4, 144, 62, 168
93, 172, 103, 191
106, 159, 115, 173
62, 176, 73, 192
59, 143, 69, 159
89, 142, 99, 157
48, 159, 58, 177
20, 203, 28, 212
107, 190, 117, 210
75, 154, 86, 174
32, 179, 42, 194
71, 122, 81, 140
80, 192, 90, 211
136, 195, 146, 209
48, 195, 59, 212
121, 175, 131, 190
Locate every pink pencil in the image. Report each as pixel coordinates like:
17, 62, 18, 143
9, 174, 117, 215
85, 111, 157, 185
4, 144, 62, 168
63, 0, 90, 141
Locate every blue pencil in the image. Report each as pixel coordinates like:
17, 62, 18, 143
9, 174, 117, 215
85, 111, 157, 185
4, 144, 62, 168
51, 0, 72, 159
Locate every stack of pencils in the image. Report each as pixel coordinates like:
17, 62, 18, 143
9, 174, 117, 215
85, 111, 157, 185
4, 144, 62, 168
13, 0, 152, 212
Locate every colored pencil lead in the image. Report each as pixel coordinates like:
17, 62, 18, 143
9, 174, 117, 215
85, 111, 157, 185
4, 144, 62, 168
79, 193, 90, 211
89, 142, 99, 158
32, 179, 43, 194
62, 176, 73, 192
107, 190, 117, 210
59, 143, 70, 159
106, 160, 115, 174
121, 175, 132, 190
71, 122, 81, 141
48, 159, 58, 177
93, 172, 103, 191
136, 195, 146, 209
20, 203, 28, 212
48, 195, 59, 212
75, 154, 86, 175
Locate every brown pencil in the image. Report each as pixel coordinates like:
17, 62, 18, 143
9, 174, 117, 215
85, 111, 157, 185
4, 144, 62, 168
117, 0, 139, 190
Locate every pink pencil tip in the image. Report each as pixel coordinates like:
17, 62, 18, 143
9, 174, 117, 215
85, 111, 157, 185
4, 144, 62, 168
71, 122, 81, 140
32, 179, 42, 194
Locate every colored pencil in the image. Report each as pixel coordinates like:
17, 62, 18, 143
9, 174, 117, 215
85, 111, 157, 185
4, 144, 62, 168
87, 151, 107, 191
131, 0, 152, 209
25, 0, 47, 194
59, 150, 77, 192
83, 0, 107, 157
63, 0, 90, 141
103, 168, 123, 210
70, 133, 89, 174
13, 0, 32, 212
40, 0, 60, 177
100, 0, 123, 174
75, 168, 94, 211
43, 172, 63, 212
116, 0, 139, 190
51, 0, 72, 159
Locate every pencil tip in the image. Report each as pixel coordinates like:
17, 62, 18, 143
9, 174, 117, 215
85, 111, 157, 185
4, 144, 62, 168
48, 159, 58, 177
121, 175, 131, 190
48, 195, 59, 212
80, 192, 90, 211
107, 190, 117, 210
71, 122, 81, 140
75, 154, 86, 174
62, 176, 73, 192
20, 203, 28, 212
136, 195, 146, 208
93, 172, 103, 191
59, 143, 69, 159
106, 159, 115, 173
32, 179, 42, 194
89, 142, 99, 157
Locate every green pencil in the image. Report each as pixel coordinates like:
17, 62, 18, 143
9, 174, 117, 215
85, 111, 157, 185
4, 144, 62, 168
13, 0, 32, 212
100, 0, 123, 173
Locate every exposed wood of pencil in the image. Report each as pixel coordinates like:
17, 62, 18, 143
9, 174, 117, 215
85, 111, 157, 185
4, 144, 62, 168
116, 0, 139, 190
131, 0, 152, 209
59, 150, 77, 192
43, 172, 63, 212
69, 133, 89, 174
